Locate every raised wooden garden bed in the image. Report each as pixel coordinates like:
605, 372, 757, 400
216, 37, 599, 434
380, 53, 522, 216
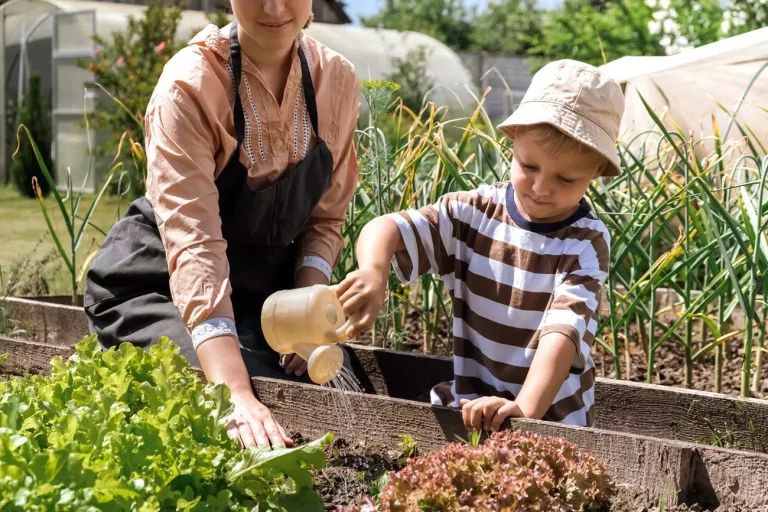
3, 298, 768, 509
5, 296, 768, 453
1, 335, 767, 510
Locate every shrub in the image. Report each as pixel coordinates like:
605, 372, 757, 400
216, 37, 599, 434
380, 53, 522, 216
377, 430, 614, 511
0, 335, 331, 510
79, 0, 185, 199
385, 46, 435, 114
10, 75, 53, 198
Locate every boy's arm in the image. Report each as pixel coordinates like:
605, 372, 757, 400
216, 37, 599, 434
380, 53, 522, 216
519, 227, 610, 419
337, 216, 404, 337
460, 335, 575, 430
338, 196, 457, 337
513, 333, 577, 419
357, 216, 406, 272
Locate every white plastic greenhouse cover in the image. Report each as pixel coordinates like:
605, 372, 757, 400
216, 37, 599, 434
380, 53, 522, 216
600, 28, 768, 158
4, 0, 478, 112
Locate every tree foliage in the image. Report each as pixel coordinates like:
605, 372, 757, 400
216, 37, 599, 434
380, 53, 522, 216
361, 0, 475, 51
365, 0, 768, 66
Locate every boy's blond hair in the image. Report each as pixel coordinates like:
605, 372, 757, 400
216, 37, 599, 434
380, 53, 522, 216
516, 123, 608, 170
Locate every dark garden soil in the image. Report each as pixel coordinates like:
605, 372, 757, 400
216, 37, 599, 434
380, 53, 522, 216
289, 434, 402, 511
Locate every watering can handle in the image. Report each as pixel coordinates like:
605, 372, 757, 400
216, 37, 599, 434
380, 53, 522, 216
333, 318, 355, 342
328, 284, 358, 342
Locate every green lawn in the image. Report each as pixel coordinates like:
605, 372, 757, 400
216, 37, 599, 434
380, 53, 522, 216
0, 186, 128, 297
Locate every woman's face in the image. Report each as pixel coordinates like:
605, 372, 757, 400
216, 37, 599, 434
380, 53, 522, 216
231, 0, 312, 51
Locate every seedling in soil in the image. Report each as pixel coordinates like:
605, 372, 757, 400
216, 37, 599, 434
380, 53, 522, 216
455, 428, 484, 447
397, 434, 418, 464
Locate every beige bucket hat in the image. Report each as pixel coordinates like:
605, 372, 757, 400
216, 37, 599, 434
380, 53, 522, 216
498, 59, 626, 177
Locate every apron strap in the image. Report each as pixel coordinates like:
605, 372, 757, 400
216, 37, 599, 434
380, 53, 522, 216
229, 22, 246, 151
298, 45, 320, 138
217, 23, 321, 208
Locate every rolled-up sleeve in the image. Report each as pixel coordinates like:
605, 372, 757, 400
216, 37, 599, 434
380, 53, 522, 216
295, 73, 360, 281
145, 83, 235, 335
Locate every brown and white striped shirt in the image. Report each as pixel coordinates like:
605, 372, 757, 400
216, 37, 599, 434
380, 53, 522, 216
390, 182, 610, 427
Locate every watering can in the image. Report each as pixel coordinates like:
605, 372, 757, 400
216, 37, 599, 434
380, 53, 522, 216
261, 285, 354, 385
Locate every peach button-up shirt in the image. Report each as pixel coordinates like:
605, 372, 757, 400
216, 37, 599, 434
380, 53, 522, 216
144, 24, 359, 337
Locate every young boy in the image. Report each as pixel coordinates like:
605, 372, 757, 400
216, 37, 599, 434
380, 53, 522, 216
336, 60, 625, 432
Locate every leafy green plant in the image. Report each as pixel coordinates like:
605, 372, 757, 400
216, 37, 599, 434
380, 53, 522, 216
9, 75, 53, 198
0, 335, 332, 510
371, 472, 390, 502
455, 428, 483, 447
396, 434, 418, 464
79, 0, 185, 199
378, 430, 614, 511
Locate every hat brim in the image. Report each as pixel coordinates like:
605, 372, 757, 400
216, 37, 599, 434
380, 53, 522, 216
498, 101, 621, 178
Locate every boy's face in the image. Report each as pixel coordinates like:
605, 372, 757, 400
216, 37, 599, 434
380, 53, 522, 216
509, 132, 605, 223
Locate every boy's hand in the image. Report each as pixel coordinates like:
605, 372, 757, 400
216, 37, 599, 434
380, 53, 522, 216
336, 267, 388, 338
460, 397, 524, 432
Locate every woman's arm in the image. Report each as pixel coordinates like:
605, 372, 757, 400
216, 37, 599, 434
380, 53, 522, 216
146, 75, 288, 449
293, 74, 360, 282
197, 335, 293, 448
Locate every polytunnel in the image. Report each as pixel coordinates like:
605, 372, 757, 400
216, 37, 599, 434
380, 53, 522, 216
0, 0, 478, 191
600, 27, 768, 161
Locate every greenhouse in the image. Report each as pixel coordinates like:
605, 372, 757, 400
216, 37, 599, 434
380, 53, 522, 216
0, 0, 477, 191
601, 27, 768, 159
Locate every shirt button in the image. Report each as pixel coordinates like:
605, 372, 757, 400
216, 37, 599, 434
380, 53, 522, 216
275, 139, 283, 147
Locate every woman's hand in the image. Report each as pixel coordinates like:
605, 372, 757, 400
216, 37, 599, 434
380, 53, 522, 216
197, 334, 292, 449
227, 390, 294, 449
281, 353, 308, 377
335, 267, 388, 338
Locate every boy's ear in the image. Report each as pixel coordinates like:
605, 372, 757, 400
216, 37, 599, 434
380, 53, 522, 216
594, 160, 609, 178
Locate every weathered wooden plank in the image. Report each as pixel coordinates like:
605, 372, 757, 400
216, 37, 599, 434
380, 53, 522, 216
5, 301, 768, 454
248, 376, 768, 510
0, 336, 73, 376
594, 379, 768, 453
344, 343, 768, 453
0, 336, 766, 509
3, 297, 89, 346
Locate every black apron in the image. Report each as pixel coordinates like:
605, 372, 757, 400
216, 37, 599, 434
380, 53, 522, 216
84, 23, 340, 383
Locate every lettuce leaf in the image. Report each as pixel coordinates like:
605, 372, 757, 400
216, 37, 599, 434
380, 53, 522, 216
0, 335, 331, 511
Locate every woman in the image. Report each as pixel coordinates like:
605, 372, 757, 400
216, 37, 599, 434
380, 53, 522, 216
84, 0, 359, 450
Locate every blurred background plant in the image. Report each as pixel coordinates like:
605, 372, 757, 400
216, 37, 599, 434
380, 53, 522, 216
9, 75, 53, 199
